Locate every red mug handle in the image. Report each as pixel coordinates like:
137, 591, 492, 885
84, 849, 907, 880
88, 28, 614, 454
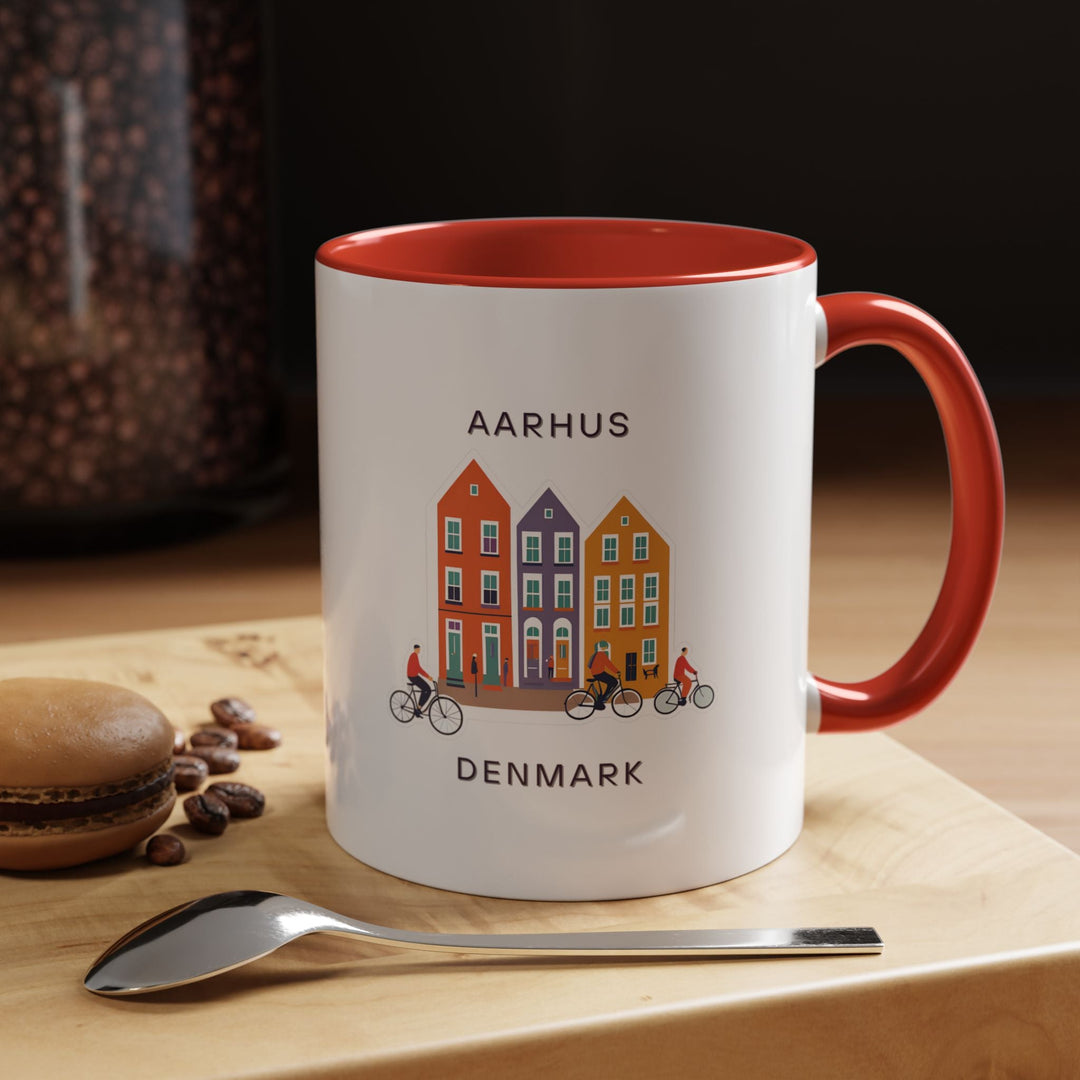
811, 293, 1004, 733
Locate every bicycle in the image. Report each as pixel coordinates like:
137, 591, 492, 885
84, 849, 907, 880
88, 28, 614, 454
653, 675, 715, 714
389, 680, 464, 735
564, 675, 643, 720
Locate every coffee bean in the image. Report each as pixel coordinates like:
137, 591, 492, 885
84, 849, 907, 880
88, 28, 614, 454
190, 725, 239, 750
172, 754, 210, 792
186, 745, 241, 774
207, 781, 265, 818
236, 723, 281, 750
146, 833, 185, 865
172, 727, 186, 755
183, 792, 230, 835
210, 697, 256, 728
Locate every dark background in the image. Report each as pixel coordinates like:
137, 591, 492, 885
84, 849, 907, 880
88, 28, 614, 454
261, 1, 1076, 401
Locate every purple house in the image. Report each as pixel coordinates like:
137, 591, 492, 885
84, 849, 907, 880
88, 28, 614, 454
516, 488, 580, 687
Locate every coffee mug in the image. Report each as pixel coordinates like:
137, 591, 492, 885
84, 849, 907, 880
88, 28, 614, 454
316, 218, 1003, 900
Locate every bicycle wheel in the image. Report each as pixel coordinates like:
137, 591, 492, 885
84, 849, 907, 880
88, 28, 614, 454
564, 689, 596, 720
653, 687, 680, 715
692, 684, 715, 709
389, 690, 414, 723
428, 695, 463, 735
611, 688, 643, 718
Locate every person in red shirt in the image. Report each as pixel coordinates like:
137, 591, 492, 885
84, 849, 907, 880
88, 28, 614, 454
407, 644, 433, 716
674, 647, 697, 705
587, 641, 620, 709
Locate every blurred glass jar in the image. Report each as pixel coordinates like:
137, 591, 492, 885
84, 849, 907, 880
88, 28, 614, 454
0, 0, 283, 553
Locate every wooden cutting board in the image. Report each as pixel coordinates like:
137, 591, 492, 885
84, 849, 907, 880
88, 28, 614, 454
2, 617, 1078, 1079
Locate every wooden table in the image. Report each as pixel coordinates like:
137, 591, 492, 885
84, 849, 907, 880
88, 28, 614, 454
2, 617, 1078, 1079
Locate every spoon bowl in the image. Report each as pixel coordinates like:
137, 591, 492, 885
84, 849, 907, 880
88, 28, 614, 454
84, 889, 883, 996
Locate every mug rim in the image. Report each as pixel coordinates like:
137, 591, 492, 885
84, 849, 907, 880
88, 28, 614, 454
315, 217, 816, 289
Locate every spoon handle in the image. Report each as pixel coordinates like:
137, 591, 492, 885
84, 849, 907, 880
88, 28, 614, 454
338, 923, 883, 957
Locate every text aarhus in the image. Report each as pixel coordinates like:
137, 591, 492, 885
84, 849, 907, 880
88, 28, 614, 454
467, 411, 629, 438
458, 757, 642, 787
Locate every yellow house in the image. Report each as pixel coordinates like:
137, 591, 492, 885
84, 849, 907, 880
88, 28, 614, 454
583, 496, 669, 689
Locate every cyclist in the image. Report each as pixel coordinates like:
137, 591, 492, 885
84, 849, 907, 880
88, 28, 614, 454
674, 646, 697, 706
406, 644, 434, 716
587, 640, 620, 710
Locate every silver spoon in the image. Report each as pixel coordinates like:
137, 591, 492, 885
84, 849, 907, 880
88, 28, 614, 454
83, 889, 883, 996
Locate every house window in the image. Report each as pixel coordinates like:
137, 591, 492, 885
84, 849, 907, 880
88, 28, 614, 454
526, 625, 540, 640
445, 567, 462, 604
619, 604, 635, 628
445, 518, 462, 552
633, 533, 649, 561
644, 603, 658, 626
523, 574, 541, 609
620, 515, 630, 526
522, 532, 541, 564
644, 573, 659, 601
594, 605, 610, 629
544, 508, 554, 519
555, 533, 573, 564
620, 575, 634, 602
481, 521, 499, 555
642, 638, 657, 665
555, 575, 572, 609
482, 571, 499, 606
594, 576, 610, 603
469, 483, 479, 496
602, 535, 618, 562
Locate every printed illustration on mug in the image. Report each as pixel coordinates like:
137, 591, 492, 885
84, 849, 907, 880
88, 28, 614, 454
387, 458, 713, 727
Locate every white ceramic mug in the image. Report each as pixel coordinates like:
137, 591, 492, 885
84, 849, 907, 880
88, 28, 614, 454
316, 218, 1003, 900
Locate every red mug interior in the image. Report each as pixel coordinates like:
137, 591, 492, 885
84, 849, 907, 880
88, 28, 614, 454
316, 218, 816, 288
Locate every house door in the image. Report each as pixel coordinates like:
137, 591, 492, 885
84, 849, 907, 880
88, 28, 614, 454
446, 620, 463, 687
526, 636, 539, 678
483, 624, 500, 686
555, 640, 569, 679
624, 651, 638, 682
555, 623, 571, 681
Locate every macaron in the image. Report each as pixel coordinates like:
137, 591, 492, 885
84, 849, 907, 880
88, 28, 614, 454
0, 678, 176, 871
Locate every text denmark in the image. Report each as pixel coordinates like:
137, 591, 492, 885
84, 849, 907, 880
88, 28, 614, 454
457, 757, 643, 787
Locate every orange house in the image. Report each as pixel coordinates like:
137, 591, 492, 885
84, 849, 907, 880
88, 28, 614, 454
583, 496, 669, 688
436, 460, 513, 691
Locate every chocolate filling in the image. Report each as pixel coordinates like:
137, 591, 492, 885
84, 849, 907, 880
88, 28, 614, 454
0, 767, 174, 823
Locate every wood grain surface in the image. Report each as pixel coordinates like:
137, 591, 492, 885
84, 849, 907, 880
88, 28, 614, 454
1, 618, 1078, 1079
